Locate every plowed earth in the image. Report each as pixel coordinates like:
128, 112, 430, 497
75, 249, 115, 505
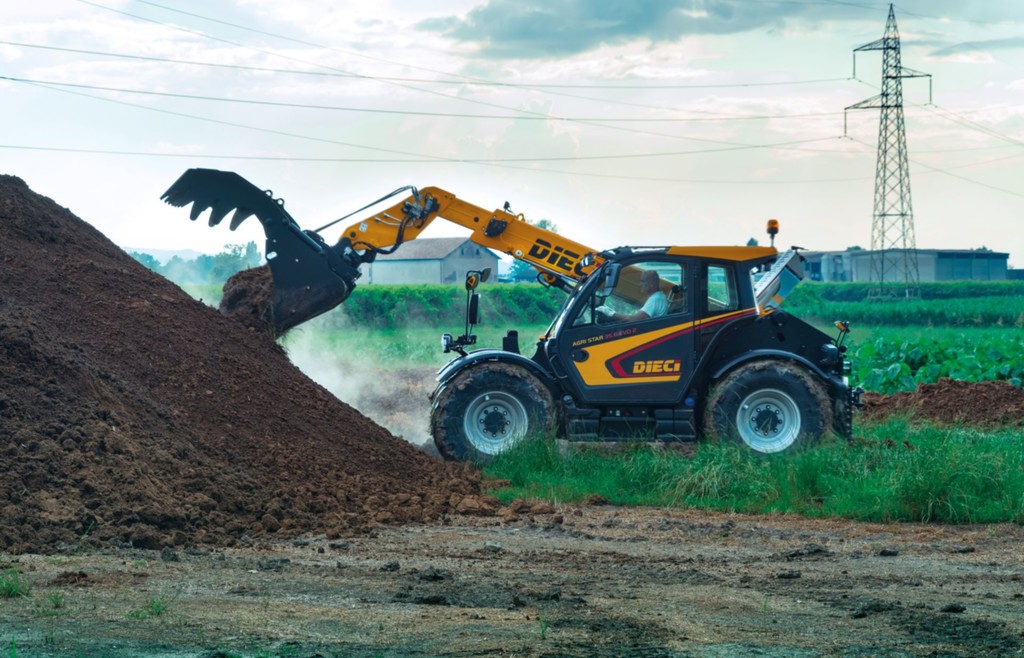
2, 175, 1023, 657
862, 379, 1024, 428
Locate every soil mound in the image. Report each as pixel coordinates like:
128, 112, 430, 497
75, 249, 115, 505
0, 174, 480, 554
861, 378, 1024, 428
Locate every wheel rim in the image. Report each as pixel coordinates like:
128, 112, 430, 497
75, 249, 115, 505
735, 388, 801, 453
463, 391, 529, 456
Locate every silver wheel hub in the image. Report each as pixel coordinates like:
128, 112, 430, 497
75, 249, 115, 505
735, 388, 801, 453
463, 391, 529, 456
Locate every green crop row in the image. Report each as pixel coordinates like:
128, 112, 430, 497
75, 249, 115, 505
794, 296, 1024, 328
789, 280, 1024, 303
847, 328, 1024, 393
787, 284, 1024, 327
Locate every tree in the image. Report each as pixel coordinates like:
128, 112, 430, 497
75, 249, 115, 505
129, 252, 161, 270
507, 219, 559, 282
130, 241, 262, 287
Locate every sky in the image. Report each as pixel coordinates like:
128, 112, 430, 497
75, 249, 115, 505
2, 1, 1024, 268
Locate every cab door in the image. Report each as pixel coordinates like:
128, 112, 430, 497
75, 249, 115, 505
552, 259, 696, 405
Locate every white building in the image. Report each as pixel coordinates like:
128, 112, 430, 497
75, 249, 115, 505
362, 237, 500, 285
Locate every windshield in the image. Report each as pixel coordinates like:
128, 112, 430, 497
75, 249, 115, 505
544, 269, 596, 338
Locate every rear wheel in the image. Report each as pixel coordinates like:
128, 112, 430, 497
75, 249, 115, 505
704, 360, 832, 454
430, 362, 556, 462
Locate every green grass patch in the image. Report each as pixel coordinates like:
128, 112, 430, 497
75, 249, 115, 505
126, 590, 173, 620
485, 419, 1024, 524
0, 568, 29, 599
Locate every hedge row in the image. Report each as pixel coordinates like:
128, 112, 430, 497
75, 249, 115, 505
788, 280, 1024, 304
318, 283, 566, 330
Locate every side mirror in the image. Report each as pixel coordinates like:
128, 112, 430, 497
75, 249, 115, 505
465, 268, 490, 291
600, 262, 621, 297
468, 293, 480, 325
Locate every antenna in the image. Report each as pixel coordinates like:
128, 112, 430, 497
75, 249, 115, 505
845, 4, 931, 298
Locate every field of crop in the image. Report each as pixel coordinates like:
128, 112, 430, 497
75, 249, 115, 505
280, 280, 1024, 396
786, 281, 1024, 393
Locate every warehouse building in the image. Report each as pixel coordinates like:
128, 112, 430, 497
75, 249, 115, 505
801, 248, 1009, 283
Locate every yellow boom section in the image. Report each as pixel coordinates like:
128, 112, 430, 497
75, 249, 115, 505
336, 186, 601, 283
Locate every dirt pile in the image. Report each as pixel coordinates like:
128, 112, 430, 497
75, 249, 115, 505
0, 174, 480, 554
861, 378, 1024, 428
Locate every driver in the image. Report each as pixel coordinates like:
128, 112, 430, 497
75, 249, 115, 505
598, 269, 668, 322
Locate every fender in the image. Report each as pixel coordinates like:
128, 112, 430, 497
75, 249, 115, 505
692, 311, 844, 392
435, 349, 554, 389
709, 348, 836, 385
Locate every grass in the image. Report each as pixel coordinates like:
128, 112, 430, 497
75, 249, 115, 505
484, 418, 1024, 524
0, 569, 29, 599
29, 590, 68, 618
126, 590, 173, 620
538, 613, 550, 640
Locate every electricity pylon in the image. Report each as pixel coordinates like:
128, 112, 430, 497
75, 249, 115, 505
846, 3, 931, 297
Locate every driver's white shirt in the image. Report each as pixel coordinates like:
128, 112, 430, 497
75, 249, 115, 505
641, 290, 669, 318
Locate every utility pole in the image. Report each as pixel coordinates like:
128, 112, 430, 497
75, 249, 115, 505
846, 4, 931, 297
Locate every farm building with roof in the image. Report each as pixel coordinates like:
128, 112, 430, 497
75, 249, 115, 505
362, 237, 500, 285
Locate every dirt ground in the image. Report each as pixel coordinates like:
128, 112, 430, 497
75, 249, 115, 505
3, 505, 1023, 657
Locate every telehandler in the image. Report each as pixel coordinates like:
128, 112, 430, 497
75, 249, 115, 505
162, 169, 860, 461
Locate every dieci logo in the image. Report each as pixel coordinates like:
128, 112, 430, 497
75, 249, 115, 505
632, 359, 682, 374
528, 238, 586, 276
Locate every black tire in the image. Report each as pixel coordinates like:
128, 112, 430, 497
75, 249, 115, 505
704, 360, 832, 454
430, 362, 556, 463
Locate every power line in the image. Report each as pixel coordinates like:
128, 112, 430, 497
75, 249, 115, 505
0, 74, 843, 124
73, 0, 870, 134
8, 67, 851, 155
849, 76, 1024, 154
11, 78, 844, 165
2, 39, 857, 121
72, 0, 577, 127
16, 0, 1019, 194
0, 142, 873, 184
0, 40, 851, 91
71, 1, 857, 140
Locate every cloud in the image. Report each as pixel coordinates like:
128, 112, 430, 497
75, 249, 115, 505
929, 36, 1024, 59
418, 0, 804, 58
419, 1, 1024, 60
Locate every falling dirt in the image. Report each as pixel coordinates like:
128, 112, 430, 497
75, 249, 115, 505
218, 265, 276, 335
2, 174, 1023, 656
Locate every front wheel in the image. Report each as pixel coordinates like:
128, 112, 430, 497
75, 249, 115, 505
704, 361, 832, 454
430, 362, 556, 462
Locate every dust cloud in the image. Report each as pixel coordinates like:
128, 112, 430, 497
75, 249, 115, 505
282, 328, 441, 452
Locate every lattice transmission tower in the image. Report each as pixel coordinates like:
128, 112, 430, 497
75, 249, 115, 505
846, 4, 931, 297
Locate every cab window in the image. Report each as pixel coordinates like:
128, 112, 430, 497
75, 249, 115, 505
706, 265, 738, 313
573, 261, 688, 327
